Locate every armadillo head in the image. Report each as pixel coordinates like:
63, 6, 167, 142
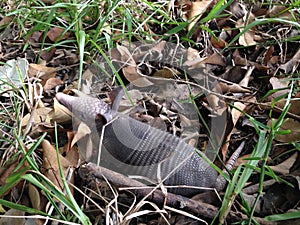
55, 92, 114, 125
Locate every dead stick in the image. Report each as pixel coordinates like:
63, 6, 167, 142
78, 163, 276, 225
79, 163, 219, 218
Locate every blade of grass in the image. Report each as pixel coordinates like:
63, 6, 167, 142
77, 30, 86, 90
53, 122, 91, 225
264, 211, 300, 221
0, 198, 48, 216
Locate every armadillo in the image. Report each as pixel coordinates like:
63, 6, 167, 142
55, 92, 242, 196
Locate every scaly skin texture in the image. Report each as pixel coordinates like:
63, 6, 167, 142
56, 92, 224, 196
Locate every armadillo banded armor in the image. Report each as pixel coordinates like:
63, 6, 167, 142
103, 116, 218, 195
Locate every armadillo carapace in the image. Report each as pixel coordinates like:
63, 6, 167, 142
56, 92, 222, 196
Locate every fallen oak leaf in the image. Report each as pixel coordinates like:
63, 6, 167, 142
71, 122, 94, 162
0, 16, 12, 27
268, 118, 300, 143
211, 36, 227, 49
43, 77, 64, 91
266, 5, 293, 20
47, 98, 72, 124
28, 183, 41, 210
47, 27, 70, 42
221, 101, 247, 160
279, 47, 300, 74
218, 82, 252, 93
184, 52, 226, 68
187, 47, 200, 61
269, 152, 297, 175
28, 63, 56, 82
41, 139, 73, 192
259, 100, 300, 121
0, 209, 25, 225
268, 77, 290, 100
187, 0, 214, 31
21, 107, 52, 127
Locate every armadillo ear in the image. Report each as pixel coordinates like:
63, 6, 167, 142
95, 113, 106, 133
110, 86, 125, 112
109, 86, 123, 104
95, 113, 106, 124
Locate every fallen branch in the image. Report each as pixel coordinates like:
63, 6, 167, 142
78, 163, 276, 225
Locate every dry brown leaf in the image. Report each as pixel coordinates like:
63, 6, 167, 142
236, 15, 257, 46
274, 99, 300, 115
264, 45, 274, 65
218, 82, 251, 93
222, 65, 245, 83
102, 21, 111, 35
232, 102, 247, 126
270, 152, 297, 175
268, 118, 300, 142
21, 107, 52, 127
266, 5, 293, 20
203, 52, 226, 66
269, 55, 279, 65
238, 29, 257, 46
236, 153, 251, 166
187, 47, 200, 61
29, 31, 43, 46
28, 183, 41, 210
112, 45, 154, 86
47, 27, 70, 42
233, 49, 269, 70
260, 99, 300, 120
221, 102, 246, 160
279, 47, 300, 74
210, 36, 227, 49
122, 65, 140, 82
184, 52, 225, 68
28, 63, 56, 80
71, 122, 91, 148
43, 77, 64, 91
117, 44, 135, 64
81, 68, 96, 95
64, 145, 80, 167
206, 93, 227, 116
239, 65, 255, 87
47, 98, 72, 124
0, 159, 19, 186
41, 48, 56, 62
70, 122, 94, 162
0, 208, 25, 225
268, 77, 290, 99
149, 41, 166, 55
0, 16, 12, 27
153, 68, 181, 78
187, 0, 214, 31
41, 139, 72, 192
123, 68, 154, 87
65, 130, 75, 153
